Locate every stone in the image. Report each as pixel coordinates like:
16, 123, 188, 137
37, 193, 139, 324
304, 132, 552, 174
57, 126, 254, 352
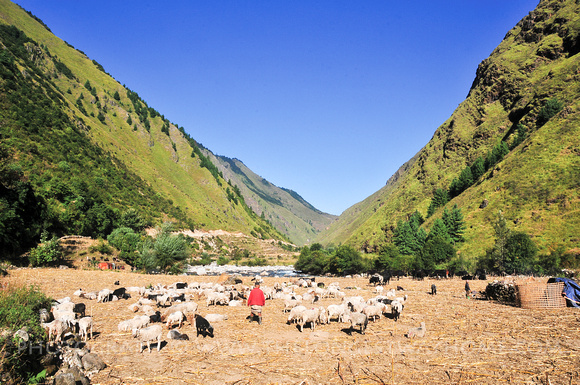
82, 352, 106, 372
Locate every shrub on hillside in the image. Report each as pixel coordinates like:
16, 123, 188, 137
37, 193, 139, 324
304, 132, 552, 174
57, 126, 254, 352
0, 285, 51, 384
28, 232, 63, 267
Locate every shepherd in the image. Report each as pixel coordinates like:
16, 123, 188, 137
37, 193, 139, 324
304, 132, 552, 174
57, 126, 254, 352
465, 280, 471, 299
247, 281, 265, 324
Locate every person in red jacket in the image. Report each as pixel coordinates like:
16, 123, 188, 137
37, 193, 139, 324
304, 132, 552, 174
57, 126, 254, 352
247, 282, 265, 324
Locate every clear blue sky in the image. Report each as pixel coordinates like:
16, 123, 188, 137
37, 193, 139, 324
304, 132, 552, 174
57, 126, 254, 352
14, 1, 539, 215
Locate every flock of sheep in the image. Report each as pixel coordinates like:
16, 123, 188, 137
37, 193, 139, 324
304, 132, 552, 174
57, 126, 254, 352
40, 275, 426, 354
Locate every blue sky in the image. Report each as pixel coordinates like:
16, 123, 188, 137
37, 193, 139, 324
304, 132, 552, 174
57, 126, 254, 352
14, 1, 539, 215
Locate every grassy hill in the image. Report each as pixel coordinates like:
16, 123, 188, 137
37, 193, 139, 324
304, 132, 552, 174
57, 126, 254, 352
208, 153, 337, 245
316, 0, 580, 261
0, 0, 288, 257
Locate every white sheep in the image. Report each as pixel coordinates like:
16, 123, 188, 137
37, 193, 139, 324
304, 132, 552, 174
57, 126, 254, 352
286, 305, 307, 324
345, 311, 368, 334
97, 289, 113, 303
133, 324, 163, 353
297, 308, 320, 332
166, 311, 184, 329
78, 317, 93, 341
326, 304, 347, 323
161, 302, 198, 323
118, 315, 150, 332
283, 298, 302, 313
204, 313, 229, 323
362, 304, 383, 322
41, 320, 69, 343
406, 322, 426, 338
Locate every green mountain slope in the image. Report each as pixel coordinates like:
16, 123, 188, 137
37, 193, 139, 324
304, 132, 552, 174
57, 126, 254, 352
0, 0, 286, 256
316, 0, 580, 259
206, 153, 337, 245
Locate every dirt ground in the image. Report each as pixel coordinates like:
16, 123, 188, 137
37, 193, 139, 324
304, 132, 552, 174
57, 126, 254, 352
3, 268, 580, 385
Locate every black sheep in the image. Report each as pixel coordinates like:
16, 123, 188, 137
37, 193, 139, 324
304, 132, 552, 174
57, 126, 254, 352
194, 314, 214, 338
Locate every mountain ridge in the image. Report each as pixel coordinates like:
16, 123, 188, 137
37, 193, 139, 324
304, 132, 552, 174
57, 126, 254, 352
316, 0, 580, 259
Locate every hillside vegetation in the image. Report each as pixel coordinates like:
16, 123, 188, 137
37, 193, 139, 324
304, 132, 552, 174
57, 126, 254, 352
317, 0, 580, 264
0, 0, 289, 258
209, 153, 337, 245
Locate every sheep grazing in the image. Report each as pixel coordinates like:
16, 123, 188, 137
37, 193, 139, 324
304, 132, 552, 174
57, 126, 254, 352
78, 317, 93, 341
97, 289, 113, 303
118, 315, 150, 332
283, 298, 302, 313
286, 305, 307, 325
297, 308, 320, 332
362, 304, 385, 322
345, 311, 368, 335
391, 300, 403, 322
326, 304, 347, 323
204, 314, 228, 323
167, 329, 189, 340
406, 322, 426, 338
133, 324, 163, 353
194, 314, 214, 338
42, 320, 69, 344
166, 311, 185, 329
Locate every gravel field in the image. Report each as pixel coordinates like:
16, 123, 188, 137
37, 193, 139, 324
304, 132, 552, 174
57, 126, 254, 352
4, 268, 580, 385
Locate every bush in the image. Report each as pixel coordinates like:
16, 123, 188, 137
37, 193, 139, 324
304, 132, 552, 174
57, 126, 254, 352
0, 285, 51, 383
537, 97, 563, 127
28, 232, 62, 267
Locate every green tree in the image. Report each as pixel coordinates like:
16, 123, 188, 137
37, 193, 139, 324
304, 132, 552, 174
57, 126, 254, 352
28, 232, 63, 267
537, 97, 563, 127
442, 204, 465, 243
139, 222, 188, 273
107, 227, 142, 266
470, 156, 485, 181
374, 243, 400, 271
419, 237, 456, 267
113, 90, 120, 101
504, 232, 537, 274
428, 218, 451, 243
331, 245, 364, 276
427, 188, 449, 217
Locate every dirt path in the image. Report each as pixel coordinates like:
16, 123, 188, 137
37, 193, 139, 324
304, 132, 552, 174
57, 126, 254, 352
4, 268, 580, 384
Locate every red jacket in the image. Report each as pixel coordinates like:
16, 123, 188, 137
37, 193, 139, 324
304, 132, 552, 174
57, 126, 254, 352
247, 287, 265, 306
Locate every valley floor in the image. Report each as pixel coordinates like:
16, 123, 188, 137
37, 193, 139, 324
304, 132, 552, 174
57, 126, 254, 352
4, 268, 580, 384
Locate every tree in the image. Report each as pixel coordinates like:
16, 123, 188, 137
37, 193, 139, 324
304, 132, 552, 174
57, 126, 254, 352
537, 97, 563, 127
427, 188, 449, 217
332, 245, 364, 276
113, 90, 120, 101
470, 156, 485, 181
442, 204, 465, 244
374, 243, 400, 271
417, 237, 455, 269
139, 222, 189, 273
28, 232, 63, 267
504, 232, 537, 274
478, 211, 536, 274
107, 227, 142, 266
428, 218, 451, 244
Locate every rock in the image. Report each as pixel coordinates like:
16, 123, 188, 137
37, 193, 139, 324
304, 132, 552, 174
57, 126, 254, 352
479, 199, 488, 209
53, 367, 89, 385
13, 328, 29, 343
81, 352, 106, 373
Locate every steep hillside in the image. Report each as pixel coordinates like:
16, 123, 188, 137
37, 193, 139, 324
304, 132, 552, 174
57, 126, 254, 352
317, 0, 580, 258
0, 0, 286, 256
206, 152, 337, 245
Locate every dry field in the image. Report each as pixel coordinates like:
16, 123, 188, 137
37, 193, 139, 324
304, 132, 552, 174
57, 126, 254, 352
3, 268, 580, 385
